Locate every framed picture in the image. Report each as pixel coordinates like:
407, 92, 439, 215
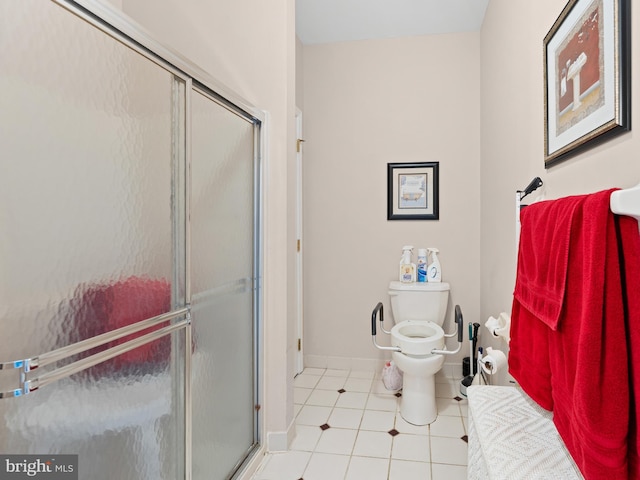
387, 162, 439, 220
543, 0, 630, 167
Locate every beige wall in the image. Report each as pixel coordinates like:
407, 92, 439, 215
480, 0, 640, 345
122, 0, 296, 448
302, 33, 481, 370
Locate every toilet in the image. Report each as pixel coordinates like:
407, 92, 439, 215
388, 280, 450, 425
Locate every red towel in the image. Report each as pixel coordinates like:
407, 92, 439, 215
74, 276, 171, 374
509, 195, 584, 410
508, 297, 553, 409
513, 195, 584, 330
619, 215, 640, 480
509, 189, 630, 479
548, 190, 628, 479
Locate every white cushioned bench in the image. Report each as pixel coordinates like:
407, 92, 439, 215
467, 385, 583, 479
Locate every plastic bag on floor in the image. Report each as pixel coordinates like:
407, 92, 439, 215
382, 360, 403, 390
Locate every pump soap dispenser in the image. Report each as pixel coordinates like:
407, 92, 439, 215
399, 246, 416, 283
427, 248, 441, 282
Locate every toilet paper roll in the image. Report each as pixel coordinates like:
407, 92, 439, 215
481, 347, 508, 386
480, 347, 507, 376
484, 312, 511, 342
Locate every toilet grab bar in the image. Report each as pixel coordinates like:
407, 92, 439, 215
431, 305, 464, 355
370, 302, 464, 355
371, 302, 401, 352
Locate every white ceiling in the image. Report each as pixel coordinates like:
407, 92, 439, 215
296, 0, 490, 45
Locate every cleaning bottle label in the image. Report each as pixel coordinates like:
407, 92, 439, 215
417, 265, 426, 282
417, 260, 427, 282
400, 265, 414, 282
417, 249, 427, 282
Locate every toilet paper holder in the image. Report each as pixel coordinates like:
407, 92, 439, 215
484, 312, 511, 342
477, 347, 508, 386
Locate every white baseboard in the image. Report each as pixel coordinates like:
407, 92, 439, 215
266, 418, 296, 452
304, 354, 387, 373
443, 361, 464, 379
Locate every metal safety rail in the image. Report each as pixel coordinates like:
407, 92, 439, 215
371, 302, 464, 355
370, 303, 400, 352
431, 305, 463, 355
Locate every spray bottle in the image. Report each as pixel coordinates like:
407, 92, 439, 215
417, 248, 428, 282
427, 247, 441, 282
399, 246, 416, 283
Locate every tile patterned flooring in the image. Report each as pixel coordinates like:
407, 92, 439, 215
252, 367, 468, 480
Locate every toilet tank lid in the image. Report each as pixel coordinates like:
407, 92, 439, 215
389, 281, 450, 292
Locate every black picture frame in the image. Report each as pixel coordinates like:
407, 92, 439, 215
543, 0, 631, 167
387, 162, 439, 221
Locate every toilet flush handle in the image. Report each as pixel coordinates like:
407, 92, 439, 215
431, 305, 464, 355
371, 302, 401, 352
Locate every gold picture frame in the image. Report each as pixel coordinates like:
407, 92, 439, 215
543, 0, 630, 167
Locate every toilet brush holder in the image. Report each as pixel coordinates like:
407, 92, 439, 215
462, 357, 470, 377
460, 375, 474, 397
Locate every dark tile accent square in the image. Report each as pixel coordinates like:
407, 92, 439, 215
454, 396, 463, 402
320, 423, 330, 431
394, 392, 402, 398
461, 435, 468, 443
388, 429, 400, 437
337, 388, 346, 394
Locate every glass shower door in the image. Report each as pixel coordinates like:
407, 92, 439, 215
1, 2, 262, 479
0, 1, 187, 478
190, 89, 259, 480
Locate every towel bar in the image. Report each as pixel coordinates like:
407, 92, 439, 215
611, 183, 640, 230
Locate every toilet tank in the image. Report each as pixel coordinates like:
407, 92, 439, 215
388, 281, 450, 325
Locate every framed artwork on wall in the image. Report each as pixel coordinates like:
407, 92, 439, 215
543, 0, 630, 167
387, 162, 439, 220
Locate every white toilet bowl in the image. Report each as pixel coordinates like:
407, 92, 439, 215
391, 320, 445, 425
390, 320, 444, 355
369, 281, 452, 426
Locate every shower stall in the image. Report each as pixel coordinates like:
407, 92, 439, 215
0, 1, 263, 479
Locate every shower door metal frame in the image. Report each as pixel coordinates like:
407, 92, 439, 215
1, 1, 266, 478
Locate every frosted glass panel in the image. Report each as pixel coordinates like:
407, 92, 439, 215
190, 92, 255, 291
0, 333, 184, 480
191, 293, 254, 480
191, 90, 256, 480
0, 2, 184, 479
0, 0, 175, 360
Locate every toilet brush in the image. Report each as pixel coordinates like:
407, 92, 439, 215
460, 323, 475, 396
469, 323, 474, 370
472, 322, 480, 374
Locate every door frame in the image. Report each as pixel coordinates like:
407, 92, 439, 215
295, 108, 304, 375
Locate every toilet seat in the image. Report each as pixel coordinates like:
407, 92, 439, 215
390, 320, 445, 356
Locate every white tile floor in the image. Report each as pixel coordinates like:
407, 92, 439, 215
252, 367, 468, 480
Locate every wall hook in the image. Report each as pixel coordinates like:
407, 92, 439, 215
518, 177, 543, 201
